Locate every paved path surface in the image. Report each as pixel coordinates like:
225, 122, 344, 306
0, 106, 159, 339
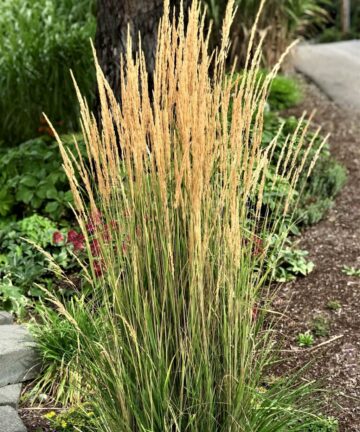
294, 40, 360, 111
0, 312, 39, 432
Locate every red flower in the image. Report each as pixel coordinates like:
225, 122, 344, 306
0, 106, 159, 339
93, 260, 103, 277
72, 239, 84, 252
90, 239, 101, 257
67, 230, 85, 252
52, 231, 64, 244
86, 222, 96, 234
67, 230, 79, 243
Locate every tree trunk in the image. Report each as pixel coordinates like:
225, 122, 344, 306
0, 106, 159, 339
341, 0, 351, 34
95, 0, 190, 102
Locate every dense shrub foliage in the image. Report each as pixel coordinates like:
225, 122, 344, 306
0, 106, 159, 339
0, 136, 79, 222
318, 0, 360, 42
0, 0, 96, 144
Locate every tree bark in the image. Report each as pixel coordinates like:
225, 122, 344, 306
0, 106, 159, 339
341, 0, 351, 34
95, 0, 190, 102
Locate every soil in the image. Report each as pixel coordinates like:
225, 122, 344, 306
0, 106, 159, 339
19, 77, 360, 431
273, 77, 360, 431
19, 407, 53, 432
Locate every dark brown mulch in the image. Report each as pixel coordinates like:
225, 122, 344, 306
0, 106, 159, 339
19, 407, 53, 432
273, 77, 360, 431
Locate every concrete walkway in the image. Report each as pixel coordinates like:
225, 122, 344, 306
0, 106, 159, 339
0, 312, 39, 432
294, 40, 360, 111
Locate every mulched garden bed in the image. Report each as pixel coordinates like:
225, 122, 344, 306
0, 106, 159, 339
273, 76, 360, 431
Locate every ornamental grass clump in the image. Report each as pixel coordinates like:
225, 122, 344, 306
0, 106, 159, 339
48, 0, 326, 429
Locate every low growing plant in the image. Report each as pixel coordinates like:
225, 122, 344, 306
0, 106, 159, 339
30, 299, 96, 405
326, 300, 341, 311
342, 265, 360, 277
270, 241, 315, 283
305, 415, 339, 431
312, 316, 330, 338
261, 113, 346, 227
43, 404, 96, 431
298, 331, 315, 348
0, 214, 80, 315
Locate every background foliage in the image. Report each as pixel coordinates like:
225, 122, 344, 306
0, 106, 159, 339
0, 136, 79, 222
0, 0, 96, 145
203, 0, 330, 67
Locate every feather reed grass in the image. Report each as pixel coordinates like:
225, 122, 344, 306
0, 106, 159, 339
45, 0, 327, 429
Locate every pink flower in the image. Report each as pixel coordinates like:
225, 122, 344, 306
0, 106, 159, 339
252, 236, 264, 257
52, 231, 64, 244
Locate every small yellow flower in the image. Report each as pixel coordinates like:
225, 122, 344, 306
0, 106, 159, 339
44, 411, 56, 419
256, 386, 267, 394
61, 420, 67, 428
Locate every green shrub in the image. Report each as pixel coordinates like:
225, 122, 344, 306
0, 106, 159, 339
268, 75, 303, 110
299, 155, 347, 225
0, 135, 86, 222
317, 27, 350, 43
261, 113, 347, 227
233, 73, 302, 113
0, 0, 96, 144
